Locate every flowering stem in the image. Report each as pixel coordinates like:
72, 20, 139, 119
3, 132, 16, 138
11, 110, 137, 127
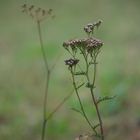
70, 68, 97, 135
63, 21, 104, 139
91, 59, 104, 140
84, 53, 104, 140
37, 20, 50, 140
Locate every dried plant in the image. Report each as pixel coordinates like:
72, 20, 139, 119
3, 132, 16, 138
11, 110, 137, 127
63, 20, 114, 140
22, 4, 73, 140
21, 4, 54, 22
22, 4, 115, 139
22, 4, 54, 140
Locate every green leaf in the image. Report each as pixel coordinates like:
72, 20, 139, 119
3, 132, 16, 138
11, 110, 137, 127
89, 62, 98, 65
74, 71, 86, 75
76, 83, 85, 89
71, 108, 84, 116
85, 82, 95, 88
93, 123, 100, 130
97, 95, 116, 104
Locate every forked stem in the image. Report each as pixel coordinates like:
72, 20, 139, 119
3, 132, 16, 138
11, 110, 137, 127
70, 68, 97, 135
84, 55, 104, 140
24, 6, 75, 140
37, 20, 50, 140
91, 59, 104, 140
63, 21, 105, 140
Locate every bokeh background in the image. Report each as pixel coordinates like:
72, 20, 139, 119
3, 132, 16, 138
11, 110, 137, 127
0, 0, 140, 140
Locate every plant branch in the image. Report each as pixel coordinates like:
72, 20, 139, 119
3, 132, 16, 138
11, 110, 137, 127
82, 51, 104, 140
37, 20, 50, 140
89, 59, 104, 140
63, 21, 105, 140
46, 89, 74, 121
37, 20, 49, 71
70, 68, 97, 135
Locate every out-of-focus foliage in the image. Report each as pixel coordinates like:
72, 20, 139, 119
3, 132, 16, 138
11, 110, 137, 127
0, 0, 140, 140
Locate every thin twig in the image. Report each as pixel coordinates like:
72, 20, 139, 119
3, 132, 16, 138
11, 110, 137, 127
46, 89, 74, 121
50, 51, 63, 72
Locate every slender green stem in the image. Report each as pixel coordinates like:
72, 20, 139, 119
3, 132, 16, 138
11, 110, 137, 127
81, 49, 104, 140
46, 89, 74, 121
70, 68, 97, 135
37, 20, 74, 140
91, 58, 104, 140
37, 20, 50, 140
37, 21, 49, 70
90, 88, 104, 140
89, 60, 104, 140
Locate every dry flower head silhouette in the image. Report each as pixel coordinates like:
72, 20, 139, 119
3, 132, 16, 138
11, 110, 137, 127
23, 5, 115, 139
22, 4, 73, 140
63, 20, 114, 140
22, 4, 54, 22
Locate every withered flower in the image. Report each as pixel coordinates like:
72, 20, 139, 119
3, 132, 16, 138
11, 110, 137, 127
65, 58, 79, 67
84, 20, 103, 35
63, 39, 80, 51
63, 21, 105, 140
63, 38, 87, 51
86, 37, 103, 53
84, 23, 94, 34
93, 20, 102, 29
22, 4, 53, 22
63, 37, 103, 55
29, 5, 34, 11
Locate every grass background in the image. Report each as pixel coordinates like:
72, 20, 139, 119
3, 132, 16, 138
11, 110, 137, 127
0, 0, 140, 140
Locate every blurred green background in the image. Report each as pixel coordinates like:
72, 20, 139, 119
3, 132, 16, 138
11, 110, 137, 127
0, 0, 140, 140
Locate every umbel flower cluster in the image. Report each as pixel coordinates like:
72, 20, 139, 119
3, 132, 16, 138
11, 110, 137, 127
84, 20, 102, 35
21, 4, 54, 22
63, 20, 103, 68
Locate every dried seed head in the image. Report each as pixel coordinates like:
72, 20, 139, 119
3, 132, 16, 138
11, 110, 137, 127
84, 23, 94, 34
84, 20, 103, 35
22, 4, 53, 22
86, 37, 103, 54
65, 58, 79, 67
63, 37, 103, 52
93, 20, 102, 29
29, 5, 34, 11
63, 39, 86, 49
63, 41, 70, 51
63, 39, 76, 51
22, 4, 26, 8
21, 4, 27, 12
87, 23, 94, 27
86, 37, 103, 48
63, 20, 103, 56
